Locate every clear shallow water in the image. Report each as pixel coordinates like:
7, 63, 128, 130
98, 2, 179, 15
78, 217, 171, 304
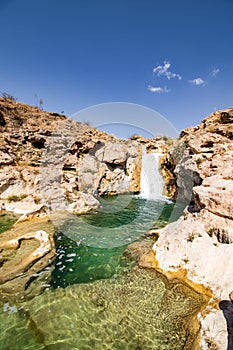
0, 197, 205, 350
0, 269, 207, 350
51, 196, 183, 287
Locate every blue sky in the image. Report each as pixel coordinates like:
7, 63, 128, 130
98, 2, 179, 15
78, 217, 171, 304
0, 0, 233, 136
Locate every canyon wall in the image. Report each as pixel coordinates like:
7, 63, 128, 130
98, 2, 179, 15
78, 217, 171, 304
147, 108, 233, 349
0, 98, 142, 216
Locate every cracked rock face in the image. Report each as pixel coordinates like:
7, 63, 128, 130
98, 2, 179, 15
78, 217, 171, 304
193, 175, 233, 220
0, 98, 142, 216
77, 140, 141, 196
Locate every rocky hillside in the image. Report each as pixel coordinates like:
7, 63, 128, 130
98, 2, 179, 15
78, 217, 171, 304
0, 98, 141, 216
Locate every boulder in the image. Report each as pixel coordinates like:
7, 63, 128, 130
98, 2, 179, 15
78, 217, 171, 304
97, 141, 128, 164
68, 192, 99, 214
77, 141, 141, 196
0, 218, 55, 302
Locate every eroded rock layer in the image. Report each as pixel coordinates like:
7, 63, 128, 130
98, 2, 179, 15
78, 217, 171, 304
0, 98, 142, 216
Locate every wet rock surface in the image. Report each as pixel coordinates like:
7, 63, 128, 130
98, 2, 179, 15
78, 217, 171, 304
0, 218, 55, 302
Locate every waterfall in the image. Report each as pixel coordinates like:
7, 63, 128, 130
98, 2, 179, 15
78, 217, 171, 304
139, 148, 164, 200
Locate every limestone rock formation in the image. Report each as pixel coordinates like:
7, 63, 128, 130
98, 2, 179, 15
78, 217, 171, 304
148, 108, 233, 349
130, 135, 173, 154
76, 139, 141, 196
0, 98, 142, 216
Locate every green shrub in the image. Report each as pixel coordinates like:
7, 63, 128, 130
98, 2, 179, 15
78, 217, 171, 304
19, 194, 27, 200
7, 195, 19, 202
196, 157, 204, 165
7, 194, 27, 202
162, 136, 174, 147
183, 258, 189, 264
207, 228, 214, 237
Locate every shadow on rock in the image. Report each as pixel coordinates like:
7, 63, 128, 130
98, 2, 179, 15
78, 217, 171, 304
219, 300, 233, 350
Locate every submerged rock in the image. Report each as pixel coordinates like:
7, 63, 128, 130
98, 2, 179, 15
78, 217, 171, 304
0, 268, 208, 350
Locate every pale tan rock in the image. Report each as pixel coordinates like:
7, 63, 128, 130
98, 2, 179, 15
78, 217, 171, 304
0, 151, 13, 165
151, 108, 233, 349
0, 230, 52, 283
193, 176, 233, 219
98, 168, 127, 195
0, 98, 142, 216
199, 309, 228, 350
126, 154, 142, 193
0, 218, 55, 301
68, 192, 99, 214
61, 172, 77, 193
188, 132, 226, 154
130, 135, 172, 154
4, 199, 44, 215
76, 141, 141, 196
101, 141, 128, 164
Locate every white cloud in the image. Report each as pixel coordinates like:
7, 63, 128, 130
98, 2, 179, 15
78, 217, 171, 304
210, 67, 220, 77
148, 85, 170, 93
153, 61, 182, 80
189, 77, 206, 86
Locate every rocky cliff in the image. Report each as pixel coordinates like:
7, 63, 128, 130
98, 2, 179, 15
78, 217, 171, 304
143, 108, 233, 349
0, 97, 141, 216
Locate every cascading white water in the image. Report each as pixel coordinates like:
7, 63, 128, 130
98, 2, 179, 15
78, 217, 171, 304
139, 148, 164, 200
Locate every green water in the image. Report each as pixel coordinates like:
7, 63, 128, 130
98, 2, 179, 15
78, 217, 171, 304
51, 197, 183, 288
0, 213, 18, 233
0, 197, 205, 350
